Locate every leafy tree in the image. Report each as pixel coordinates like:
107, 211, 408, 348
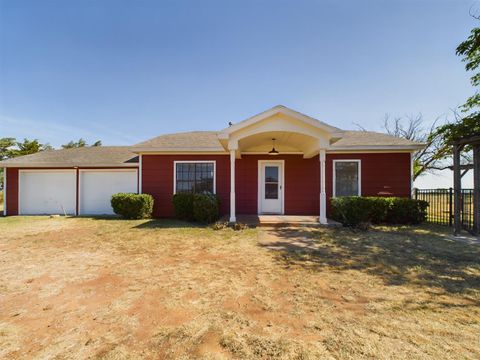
0, 138, 52, 190
0, 138, 16, 190
434, 26, 480, 145
10, 138, 53, 157
61, 138, 102, 148
61, 138, 87, 149
0, 137, 16, 161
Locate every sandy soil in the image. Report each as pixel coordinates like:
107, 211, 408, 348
0, 217, 479, 359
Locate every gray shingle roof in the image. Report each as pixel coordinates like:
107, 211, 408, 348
0, 146, 138, 167
133, 130, 422, 151
0, 130, 423, 168
133, 131, 225, 151
330, 131, 422, 148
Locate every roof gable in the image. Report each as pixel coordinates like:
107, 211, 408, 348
219, 105, 344, 138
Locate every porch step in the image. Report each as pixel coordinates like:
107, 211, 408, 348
231, 215, 341, 227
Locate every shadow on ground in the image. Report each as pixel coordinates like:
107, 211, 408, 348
259, 225, 480, 295
74, 215, 203, 229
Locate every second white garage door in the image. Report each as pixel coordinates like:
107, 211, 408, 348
79, 170, 138, 215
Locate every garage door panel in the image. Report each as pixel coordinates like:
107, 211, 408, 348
80, 170, 137, 215
19, 171, 76, 215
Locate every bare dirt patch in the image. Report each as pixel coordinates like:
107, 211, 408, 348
0, 217, 479, 359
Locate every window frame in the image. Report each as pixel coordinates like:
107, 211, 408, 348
173, 160, 216, 194
332, 159, 361, 197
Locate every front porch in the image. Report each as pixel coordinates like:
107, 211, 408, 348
218, 106, 343, 224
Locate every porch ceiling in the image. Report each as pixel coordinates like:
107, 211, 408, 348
238, 131, 319, 157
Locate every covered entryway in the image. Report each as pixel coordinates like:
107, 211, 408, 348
258, 160, 284, 214
79, 169, 137, 215
19, 170, 76, 215
218, 105, 344, 223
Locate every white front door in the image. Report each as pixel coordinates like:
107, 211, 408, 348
259, 161, 284, 214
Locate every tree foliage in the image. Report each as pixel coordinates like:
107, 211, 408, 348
61, 138, 102, 149
434, 26, 480, 145
0, 138, 53, 190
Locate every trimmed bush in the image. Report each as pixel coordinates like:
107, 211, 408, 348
173, 192, 220, 224
385, 197, 429, 224
331, 197, 372, 227
111, 193, 154, 219
193, 193, 220, 224
172, 193, 195, 221
331, 196, 428, 228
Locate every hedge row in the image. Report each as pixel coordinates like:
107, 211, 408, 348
331, 196, 429, 227
172, 192, 220, 224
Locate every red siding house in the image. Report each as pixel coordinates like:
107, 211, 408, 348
1, 106, 423, 223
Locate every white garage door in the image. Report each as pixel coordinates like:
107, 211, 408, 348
19, 170, 76, 215
79, 170, 138, 215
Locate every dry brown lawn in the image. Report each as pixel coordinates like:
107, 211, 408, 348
0, 217, 479, 359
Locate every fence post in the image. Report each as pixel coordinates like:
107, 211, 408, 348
449, 187, 453, 227
414, 188, 418, 200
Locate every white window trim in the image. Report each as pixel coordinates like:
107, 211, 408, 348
173, 160, 216, 194
332, 159, 361, 197
257, 160, 285, 215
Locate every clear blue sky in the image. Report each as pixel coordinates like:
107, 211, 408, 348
0, 0, 477, 186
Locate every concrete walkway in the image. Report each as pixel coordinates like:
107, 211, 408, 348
257, 226, 321, 251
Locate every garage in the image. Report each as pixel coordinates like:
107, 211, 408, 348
79, 169, 138, 215
19, 170, 76, 215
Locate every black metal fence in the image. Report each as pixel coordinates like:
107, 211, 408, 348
414, 188, 475, 232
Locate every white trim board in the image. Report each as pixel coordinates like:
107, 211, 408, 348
257, 160, 285, 215
139, 154, 143, 194
3, 167, 6, 216
332, 159, 362, 197
173, 160, 217, 194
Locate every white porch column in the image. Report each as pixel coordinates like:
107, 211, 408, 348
319, 149, 327, 224
229, 149, 236, 223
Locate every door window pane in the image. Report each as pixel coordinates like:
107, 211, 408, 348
335, 162, 360, 197
265, 183, 278, 199
265, 166, 278, 183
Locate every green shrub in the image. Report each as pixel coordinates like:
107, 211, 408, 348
193, 193, 220, 224
331, 196, 429, 228
173, 192, 221, 224
386, 197, 429, 224
172, 193, 195, 221
331, 197, 373, 227
111, 193, 154, 219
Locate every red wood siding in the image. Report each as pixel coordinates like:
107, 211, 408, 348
141, 152, 411, 218
236, 155, 319, 215
142, 155, 230, 217
6, 168, 19, 215
326, 153, 412, 212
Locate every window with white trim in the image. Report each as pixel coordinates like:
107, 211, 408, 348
333, 160, 361, 197
175, 162, 215, 194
